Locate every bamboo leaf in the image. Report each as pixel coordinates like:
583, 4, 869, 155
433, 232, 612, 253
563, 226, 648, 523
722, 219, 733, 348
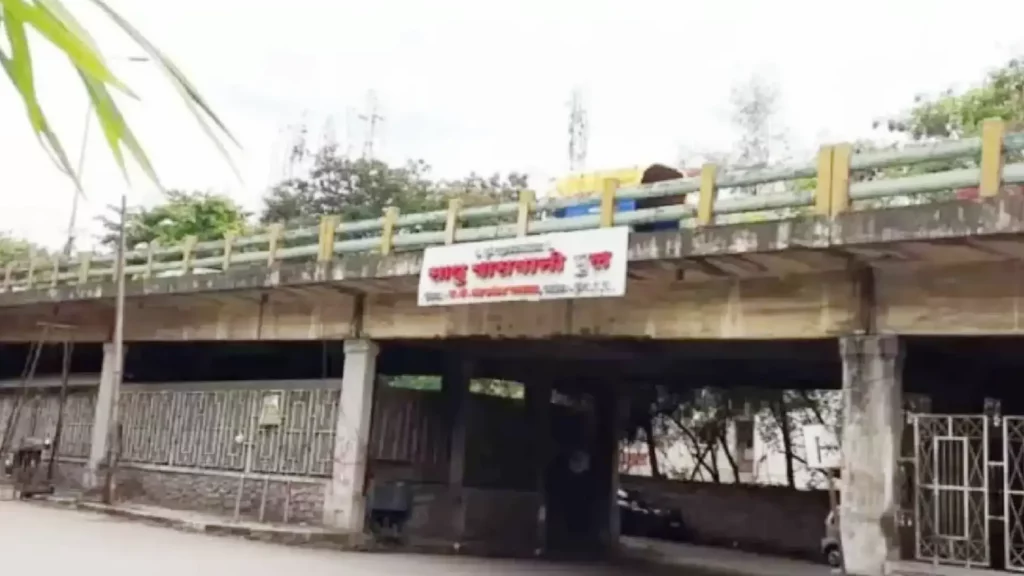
0, 6, 82, 193
79, 70, 162, 191
36, 0, 100, 53
87, 0, 241, 181
1, 0, 132, 95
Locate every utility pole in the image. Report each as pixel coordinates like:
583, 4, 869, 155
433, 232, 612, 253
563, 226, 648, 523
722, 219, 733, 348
568, 87, 589, 173
359, 90, 384, 160
103, 194, 128, 504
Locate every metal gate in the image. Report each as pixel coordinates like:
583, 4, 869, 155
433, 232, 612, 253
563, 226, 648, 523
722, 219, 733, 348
913, 414, 990, 567
1002, 417, 1024, 571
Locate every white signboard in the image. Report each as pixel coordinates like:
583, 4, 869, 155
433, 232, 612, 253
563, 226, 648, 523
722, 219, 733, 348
417, 227, 629, 307
803, 424, 841, 470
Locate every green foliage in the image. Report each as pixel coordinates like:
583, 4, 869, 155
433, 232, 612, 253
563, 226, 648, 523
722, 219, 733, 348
99, 190, 248, 249
261, 143, 530, 230
0, 0, 236, 193
0, 231, 45, 265
884, 57, 1024, 140
262, 148, 440, 225
386, 375, 523, 399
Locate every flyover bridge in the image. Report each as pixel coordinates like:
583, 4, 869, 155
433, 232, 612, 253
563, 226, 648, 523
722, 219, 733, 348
4, 120, 1024, 576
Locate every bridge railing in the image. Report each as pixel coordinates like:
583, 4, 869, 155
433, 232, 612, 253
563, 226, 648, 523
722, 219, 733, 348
4, 118, 1024, 292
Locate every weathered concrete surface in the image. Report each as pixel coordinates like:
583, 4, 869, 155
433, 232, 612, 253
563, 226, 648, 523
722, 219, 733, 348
839, 335, 903, 576
0, 499, 739, 576
1, 499, 825, 576
7, 196, 1024, 341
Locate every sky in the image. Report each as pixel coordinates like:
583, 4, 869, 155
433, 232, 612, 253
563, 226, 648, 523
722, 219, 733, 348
1, 0, 1023, 250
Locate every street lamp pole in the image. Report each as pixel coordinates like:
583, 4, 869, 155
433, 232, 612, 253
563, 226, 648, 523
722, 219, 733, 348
62, 55, 150, 258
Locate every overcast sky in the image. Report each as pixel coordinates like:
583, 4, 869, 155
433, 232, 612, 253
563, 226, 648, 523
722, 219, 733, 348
1, 0, 1022, 250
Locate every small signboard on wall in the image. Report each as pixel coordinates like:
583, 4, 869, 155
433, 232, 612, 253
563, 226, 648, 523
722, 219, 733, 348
259, 393, 283, 427
803, 424, 841, 470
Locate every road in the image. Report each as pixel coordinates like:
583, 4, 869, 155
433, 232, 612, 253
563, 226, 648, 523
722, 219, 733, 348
1, 501, 687, 576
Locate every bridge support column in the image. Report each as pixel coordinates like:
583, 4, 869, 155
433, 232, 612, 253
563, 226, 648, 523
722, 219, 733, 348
840, 335, 903, 576
84, 343, 118, 490
594, 384, 625, 552
443, 356, 472, 542
525, 377, 553, 554
322, 339, 378, 532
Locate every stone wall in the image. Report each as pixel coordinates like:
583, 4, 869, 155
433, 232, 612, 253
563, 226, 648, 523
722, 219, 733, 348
114, 465, 325, 525
621, 475, 831, 559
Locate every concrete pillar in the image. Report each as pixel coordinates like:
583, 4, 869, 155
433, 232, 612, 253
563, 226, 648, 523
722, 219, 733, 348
840, 335, 903, 576
443, 357, 472, 542
594, 385, 625, 551
84, 343, 117, 489
322, 339, 378, 531
525, 377, 553, 553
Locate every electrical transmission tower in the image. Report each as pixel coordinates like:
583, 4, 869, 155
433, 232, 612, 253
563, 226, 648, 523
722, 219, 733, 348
321, 116, 338, 153
568, 87, 589, 172
359, 91, 384, 160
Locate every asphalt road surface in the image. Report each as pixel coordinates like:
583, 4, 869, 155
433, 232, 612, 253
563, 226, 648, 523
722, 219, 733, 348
2, 501, 693, 576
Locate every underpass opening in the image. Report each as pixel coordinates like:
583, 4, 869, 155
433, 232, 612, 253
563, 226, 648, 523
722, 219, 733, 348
0, 336, 844, 560
382, 336, 841, 559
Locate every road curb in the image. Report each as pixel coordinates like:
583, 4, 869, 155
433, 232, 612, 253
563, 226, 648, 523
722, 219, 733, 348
70, 501, 370, 549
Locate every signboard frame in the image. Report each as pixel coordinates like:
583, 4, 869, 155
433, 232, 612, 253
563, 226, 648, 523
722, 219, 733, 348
417, 227, 629, 307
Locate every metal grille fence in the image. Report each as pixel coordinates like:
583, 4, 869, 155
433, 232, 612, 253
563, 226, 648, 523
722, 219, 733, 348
118, 389, 339, 477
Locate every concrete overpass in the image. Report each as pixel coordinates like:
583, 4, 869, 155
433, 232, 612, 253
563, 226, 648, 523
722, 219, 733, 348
4, 122, 1024, 575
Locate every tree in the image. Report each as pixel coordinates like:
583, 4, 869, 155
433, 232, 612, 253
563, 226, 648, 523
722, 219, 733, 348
262, 140, 530, 229
729, 75, 790, 176
262, 149, 440, 225
1, 0, 235, 194
754, 389, 843, 489
883, 57, 1024, 142
99, 190, 248, 249
0, 232, 45, 266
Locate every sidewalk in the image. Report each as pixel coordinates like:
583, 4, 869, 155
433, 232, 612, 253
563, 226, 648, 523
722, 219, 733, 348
618, 536, 832, 576
40, 496, 365, 549
36, 495, 833, 576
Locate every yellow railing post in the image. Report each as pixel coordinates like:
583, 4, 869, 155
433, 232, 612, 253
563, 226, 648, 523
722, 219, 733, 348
516, 191, 535, 237
181, 236, 198, 274
815, 145, 834, 216
381, 207, 399, 255
221, 233, 235, 271
980, 118, 1006, 198
3, 262, 13, 291
26, 250, 36, 288
317, 216, 340, 262
697, 163, 719, 226
599, 179, 619, 228
830, 143, 852, 217
50, 258, 60, 288
266, 223, 284, 266
77, 252, 92, 284
143, 243, 158, 279
444, 199, 462, 245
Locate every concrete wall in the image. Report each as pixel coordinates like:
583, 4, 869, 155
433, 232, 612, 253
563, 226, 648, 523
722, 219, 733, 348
621, 475, 831, 559
6, 378, 539, 551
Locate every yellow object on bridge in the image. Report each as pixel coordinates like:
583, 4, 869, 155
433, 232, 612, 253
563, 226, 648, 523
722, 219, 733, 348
551, 164, 693, 198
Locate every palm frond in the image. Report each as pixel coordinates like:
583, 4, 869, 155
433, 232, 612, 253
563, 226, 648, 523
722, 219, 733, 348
0, 0, 238, 191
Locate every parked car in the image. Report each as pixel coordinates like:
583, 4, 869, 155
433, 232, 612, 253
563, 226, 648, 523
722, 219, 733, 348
617, 488, 688, 541
821, 508, 842, 568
